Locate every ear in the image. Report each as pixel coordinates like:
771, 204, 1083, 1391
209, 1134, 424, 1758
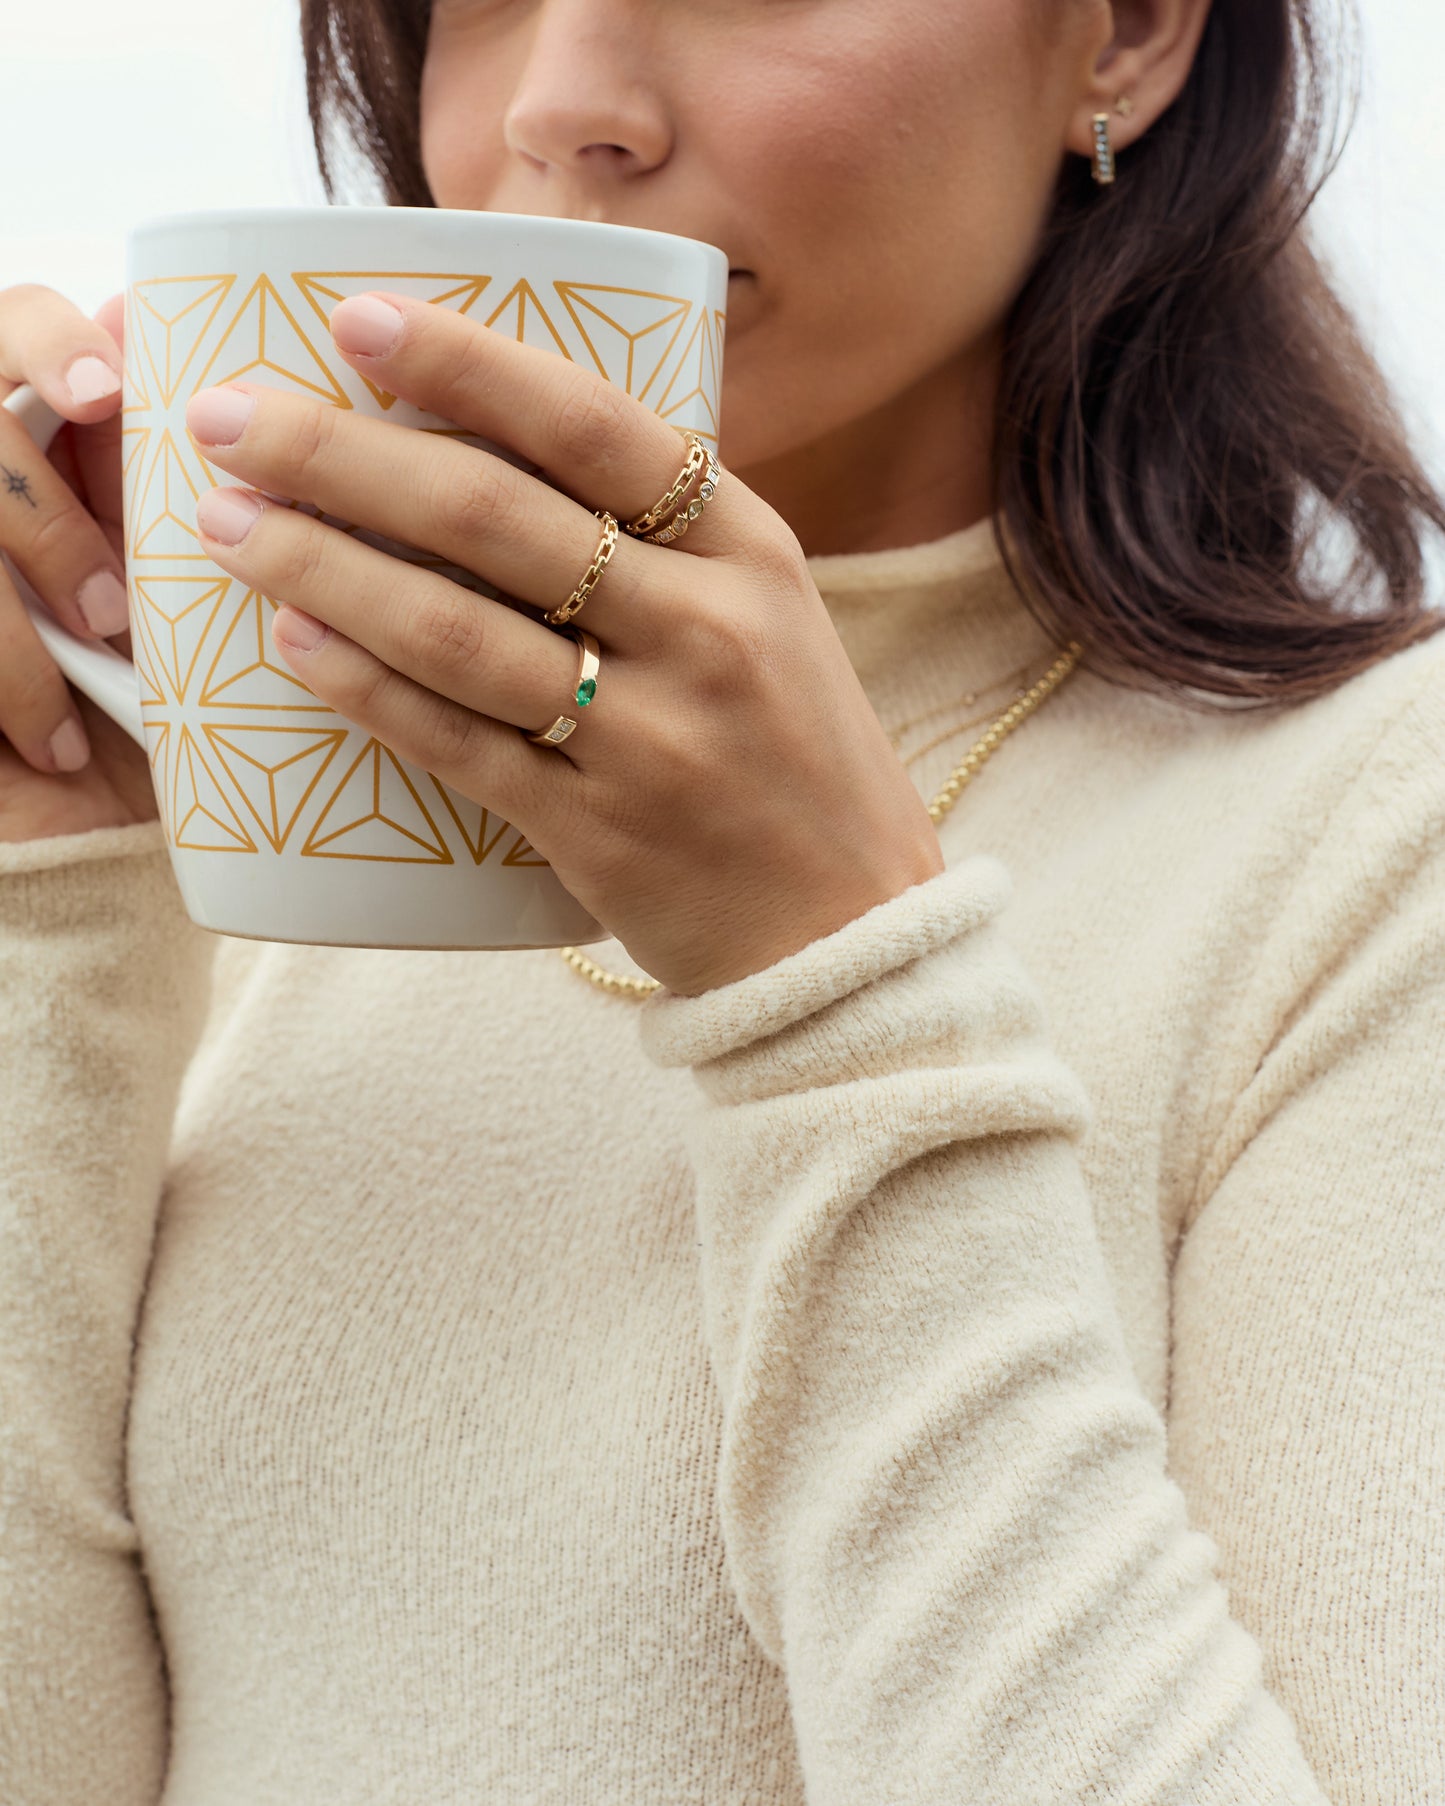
1065, 0, 1216, 163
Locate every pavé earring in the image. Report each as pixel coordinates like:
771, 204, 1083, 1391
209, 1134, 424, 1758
1091, 112, 1116, 185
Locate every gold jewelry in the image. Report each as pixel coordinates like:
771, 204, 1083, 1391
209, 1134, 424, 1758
1113, 93, 1135, 118
624, 431, 709, 538
643, 443, 721, 546
545, 510, 618, 626
557, 640, 1086, 998
523, 628, 601, 748
885, 655, 1040, 751
1091, 113, 1116, 185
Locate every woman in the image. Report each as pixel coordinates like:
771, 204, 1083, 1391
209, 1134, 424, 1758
1, 0, 1441, 1798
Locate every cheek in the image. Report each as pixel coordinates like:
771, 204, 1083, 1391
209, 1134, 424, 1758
714, 7, 1062, 458
418, 35, 510, 200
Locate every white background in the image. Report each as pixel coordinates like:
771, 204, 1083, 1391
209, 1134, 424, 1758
3, 0, 1442, 518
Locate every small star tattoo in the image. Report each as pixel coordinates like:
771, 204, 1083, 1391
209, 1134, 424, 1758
2, 462, 38, 508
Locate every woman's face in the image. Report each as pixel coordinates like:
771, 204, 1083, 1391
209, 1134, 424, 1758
420, 0, 1112, 541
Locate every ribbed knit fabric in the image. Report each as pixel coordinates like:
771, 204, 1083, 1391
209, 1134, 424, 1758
2, 514, 1442, 1805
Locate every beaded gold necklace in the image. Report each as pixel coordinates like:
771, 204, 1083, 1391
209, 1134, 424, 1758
556, 640, 1085, 999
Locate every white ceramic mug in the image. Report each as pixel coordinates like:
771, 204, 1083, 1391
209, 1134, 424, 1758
0, 206, 728, 949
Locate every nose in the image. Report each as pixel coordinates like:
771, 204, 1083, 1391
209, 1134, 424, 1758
502, 0, 673, 186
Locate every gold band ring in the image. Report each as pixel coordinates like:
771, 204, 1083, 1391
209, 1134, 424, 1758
641, 443, 721, 546
544, 510, 619, 628
624, 431, 708, 538
523, 627, 601, 749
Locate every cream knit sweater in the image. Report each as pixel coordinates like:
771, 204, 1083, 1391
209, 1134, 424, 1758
1, 516, 1441, 1805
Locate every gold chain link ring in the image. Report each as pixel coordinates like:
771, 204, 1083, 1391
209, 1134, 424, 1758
544, 511, 619, 627
642, 445, 721, 547
624, 431, 708, 538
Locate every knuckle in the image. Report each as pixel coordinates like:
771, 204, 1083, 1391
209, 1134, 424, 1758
336, 653, 392, 723
25, 502, 83, 568
286, 401, 337, 474
274, 521, 330, 598
684, 591, 771, 682
417, 595, 489, 674
744, 521, 810, 594
422, 693, 482, 770
0, 642, 66, 737
550, 380, 628, 472
433, 464, 514, 548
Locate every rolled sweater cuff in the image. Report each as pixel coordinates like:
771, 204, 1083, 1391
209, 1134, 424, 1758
637, 853, 1016, 1072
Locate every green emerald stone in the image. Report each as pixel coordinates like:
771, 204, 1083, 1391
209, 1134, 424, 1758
575, 677, 597, 707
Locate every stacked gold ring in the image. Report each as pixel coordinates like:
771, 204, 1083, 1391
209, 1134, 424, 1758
625, 432, 710, 538
522, 427, 722, 750
641, 443, 721, 547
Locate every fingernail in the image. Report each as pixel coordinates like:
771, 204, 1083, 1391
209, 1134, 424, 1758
76, 569, 129, 636
63, 355, 122, 405
273, 606, 329, 652
49, 717, 90, 773
186, 385, 256, 446
330, 294, 405, 358
196, 487, 264, 544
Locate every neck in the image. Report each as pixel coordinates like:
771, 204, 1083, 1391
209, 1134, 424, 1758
728, 332, 1001, 559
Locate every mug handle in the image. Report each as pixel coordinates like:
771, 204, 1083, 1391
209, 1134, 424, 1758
0, 382, 146, 747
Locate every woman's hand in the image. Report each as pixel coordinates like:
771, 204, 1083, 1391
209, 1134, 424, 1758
0, 285, 158, 843
184, 291, 943, 995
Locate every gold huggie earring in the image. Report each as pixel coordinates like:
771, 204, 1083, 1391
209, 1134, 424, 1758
1091, 113, 1116, 185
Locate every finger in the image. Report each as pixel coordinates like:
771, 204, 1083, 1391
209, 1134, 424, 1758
0, 403, 132, 640
70, 293, 128, 532
261, 589, 564, 831
184, 380, 658, 646
191, 483, 603, 745
0, 559, 93, 773
0, 283, 124, 422
325, 290, 747, 558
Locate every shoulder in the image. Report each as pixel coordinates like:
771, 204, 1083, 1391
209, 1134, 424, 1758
1100, 618, 1445, 848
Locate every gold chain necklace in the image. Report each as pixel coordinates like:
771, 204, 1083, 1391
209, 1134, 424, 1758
557, 640, 1086, 999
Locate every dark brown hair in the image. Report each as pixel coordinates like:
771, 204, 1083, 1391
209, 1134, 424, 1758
300, 0, 1445, 708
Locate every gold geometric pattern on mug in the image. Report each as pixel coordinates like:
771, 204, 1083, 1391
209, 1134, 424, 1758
129, 608, 168, 707
120, 425, 152, 550
199, 587, 339, 711
147, 720, 172, 840
291, 271, 495, 411
192, 272, 353, 415
122, 289, 151, 412
300, 737, 456, 864
482, 278, 573, 358
500, 832, 551, 866
201, 721, 349, 853
171, 725, 259, 854
428, 776, 537, 868
131, 428, 212, 560
553, 284, 693, 404
129, 574, 233, 705
132, 275, 237, 407
121, 265, 717, 864
654, 306, 722, 443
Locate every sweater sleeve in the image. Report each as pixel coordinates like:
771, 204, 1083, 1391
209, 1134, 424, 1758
0, 822, 217, 1806
635, 691, 1443, 1802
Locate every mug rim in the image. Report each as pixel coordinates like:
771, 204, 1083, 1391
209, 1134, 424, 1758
127, 205, 727, 269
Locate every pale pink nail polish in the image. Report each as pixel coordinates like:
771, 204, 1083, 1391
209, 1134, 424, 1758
196, 487, 264, 544
49, 717, 90, 772
331, 294, 405, 358
187, 386, 256, 446
76, 569, 129, 636
63, 355, 122, 405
